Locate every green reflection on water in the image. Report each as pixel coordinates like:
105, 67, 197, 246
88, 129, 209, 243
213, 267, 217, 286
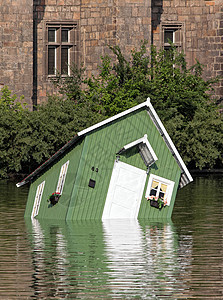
0, 174, 222, 299
24, 217, 185, 299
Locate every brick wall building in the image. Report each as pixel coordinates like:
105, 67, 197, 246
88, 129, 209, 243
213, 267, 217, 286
0, 0, 222, 109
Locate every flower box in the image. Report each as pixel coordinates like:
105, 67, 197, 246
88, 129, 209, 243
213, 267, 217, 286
150, 199, 164, 210
47, 192, 61, 206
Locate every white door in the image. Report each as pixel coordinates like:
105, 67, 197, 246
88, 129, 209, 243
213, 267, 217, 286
102, 161, 147, 219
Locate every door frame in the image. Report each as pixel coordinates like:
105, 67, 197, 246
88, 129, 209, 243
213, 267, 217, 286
102, 161, 147, 219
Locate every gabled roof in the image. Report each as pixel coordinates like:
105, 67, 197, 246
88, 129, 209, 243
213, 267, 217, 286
16, 98, 193, 188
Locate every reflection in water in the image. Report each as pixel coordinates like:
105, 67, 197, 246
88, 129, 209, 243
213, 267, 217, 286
26, 218, 194, 299
31, 219, 70, 298
0, 175, 222, 299
103, 219, 192, 299
26, 219, 111, 299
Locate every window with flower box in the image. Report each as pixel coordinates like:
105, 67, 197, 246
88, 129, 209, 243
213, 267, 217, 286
145, 174, 175, 206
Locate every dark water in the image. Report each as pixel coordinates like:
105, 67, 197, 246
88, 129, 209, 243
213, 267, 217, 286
0, 174, 222, 299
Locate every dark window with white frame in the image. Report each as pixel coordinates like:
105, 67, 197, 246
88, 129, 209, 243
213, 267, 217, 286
162, 24, 184, 52
46, 22, 78, 76
32, 181, 45, 218
56, 160, 69, 195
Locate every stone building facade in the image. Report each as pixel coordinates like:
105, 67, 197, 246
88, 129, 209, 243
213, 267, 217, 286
0, 0, 33, 109
152, 0, 223, 101
0, 0, 222, 109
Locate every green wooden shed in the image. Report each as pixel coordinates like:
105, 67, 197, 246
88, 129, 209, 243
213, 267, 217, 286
17, 98, 193, 220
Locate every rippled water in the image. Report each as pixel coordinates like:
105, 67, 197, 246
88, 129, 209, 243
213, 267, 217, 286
0, 174, 222, 299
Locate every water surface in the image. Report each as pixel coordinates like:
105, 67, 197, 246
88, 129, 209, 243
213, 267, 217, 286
0, 174, 222, 299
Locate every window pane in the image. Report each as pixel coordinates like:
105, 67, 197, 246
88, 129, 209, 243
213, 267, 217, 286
161, 183, 167, 193
159, 191, 165, 199
62, 29, 69, 42
48, 29, 56, 42
164, 30, 174, 43
151, 180, 159, 189
150, 189, 157, 197
150, 180, 159, 197
48, 47, 55, 75
61, 47, 68, 75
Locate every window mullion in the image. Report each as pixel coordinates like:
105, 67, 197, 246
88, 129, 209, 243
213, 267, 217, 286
157, 182, 162, 198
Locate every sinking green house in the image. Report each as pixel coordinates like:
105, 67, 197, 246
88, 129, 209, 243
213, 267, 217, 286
17, 98, 193, 220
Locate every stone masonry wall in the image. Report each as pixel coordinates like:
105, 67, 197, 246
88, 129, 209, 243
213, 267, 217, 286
35, 0, 151, 104
1, 0, 221, 106
0, 0, 33, 109
152, 0, 223, 100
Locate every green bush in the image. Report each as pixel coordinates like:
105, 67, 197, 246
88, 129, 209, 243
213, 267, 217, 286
0, 88, 105, 179
0, 86, 31, 178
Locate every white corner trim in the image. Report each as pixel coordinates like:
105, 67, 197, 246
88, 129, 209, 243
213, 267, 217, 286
77, 99, 151, 137
146, 98, 193, 183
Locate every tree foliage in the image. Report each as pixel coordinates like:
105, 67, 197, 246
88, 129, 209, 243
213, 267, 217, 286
0, 43, 222, 179
0, 87, 104, 178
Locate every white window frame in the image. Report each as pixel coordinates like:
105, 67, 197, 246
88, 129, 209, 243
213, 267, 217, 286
31, 181, 45, 218
145, 174, 175, 206
56, 160, 69, 195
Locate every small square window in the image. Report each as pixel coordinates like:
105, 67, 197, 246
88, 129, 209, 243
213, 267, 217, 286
162, 23, 184, 52
88, 179, 96, 189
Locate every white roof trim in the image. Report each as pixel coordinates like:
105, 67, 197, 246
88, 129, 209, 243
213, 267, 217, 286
123, 134, 158, 162
78, 100, 151, 136
146, 98, 193, 184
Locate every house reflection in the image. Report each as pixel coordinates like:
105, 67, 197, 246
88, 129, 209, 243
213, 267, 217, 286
103, 219, 193, 298
26, 218, 193, 298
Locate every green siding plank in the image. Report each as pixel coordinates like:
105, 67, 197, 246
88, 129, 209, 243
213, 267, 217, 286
66, 138, 89, 221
